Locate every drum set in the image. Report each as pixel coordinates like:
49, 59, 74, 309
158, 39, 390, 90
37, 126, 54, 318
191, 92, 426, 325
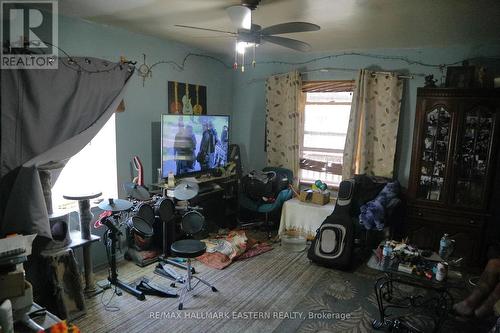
95, 180, 204, 299
122, 181, 203, 257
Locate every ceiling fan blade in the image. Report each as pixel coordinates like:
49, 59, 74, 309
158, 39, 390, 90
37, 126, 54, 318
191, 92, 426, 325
174, 24, 236, 35
226, 5, 252, 30
261, 35, 312, 52
261, 22, 320, 35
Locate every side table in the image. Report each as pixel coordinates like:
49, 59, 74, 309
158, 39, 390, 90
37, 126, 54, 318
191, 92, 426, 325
367, 251, 465, 332
278, 197, 335, 239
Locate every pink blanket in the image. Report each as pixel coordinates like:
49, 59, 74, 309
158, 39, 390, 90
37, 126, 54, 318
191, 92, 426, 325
196, 230, 273, 269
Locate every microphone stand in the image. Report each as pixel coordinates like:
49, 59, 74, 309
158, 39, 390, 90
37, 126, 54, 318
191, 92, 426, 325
104, 214, 145, 301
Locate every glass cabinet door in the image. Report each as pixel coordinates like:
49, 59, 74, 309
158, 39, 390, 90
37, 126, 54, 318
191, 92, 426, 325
453, 107, 495, 207
416, 106, 451, 201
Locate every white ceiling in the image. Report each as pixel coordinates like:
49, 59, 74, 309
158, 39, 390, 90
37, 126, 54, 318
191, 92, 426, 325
60, 0, 500, 56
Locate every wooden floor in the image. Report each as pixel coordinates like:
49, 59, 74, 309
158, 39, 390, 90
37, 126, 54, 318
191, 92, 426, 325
74, 246, 330, 333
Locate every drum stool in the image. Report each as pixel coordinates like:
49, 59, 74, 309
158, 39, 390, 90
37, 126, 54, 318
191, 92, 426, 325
170, 210, 217, 310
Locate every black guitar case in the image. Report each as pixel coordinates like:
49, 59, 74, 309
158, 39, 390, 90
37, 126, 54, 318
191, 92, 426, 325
307, 179, 355, 269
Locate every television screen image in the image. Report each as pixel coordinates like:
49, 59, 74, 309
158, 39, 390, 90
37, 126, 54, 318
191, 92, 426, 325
161, 115, 229, 178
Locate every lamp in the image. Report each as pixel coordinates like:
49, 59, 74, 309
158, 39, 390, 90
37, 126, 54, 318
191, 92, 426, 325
233, 40, 257, 72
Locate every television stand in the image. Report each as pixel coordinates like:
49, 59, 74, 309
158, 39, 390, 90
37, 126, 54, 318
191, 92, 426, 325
198, 182, 221, 195
156, 174, 238, 229
191, 175, 239, 229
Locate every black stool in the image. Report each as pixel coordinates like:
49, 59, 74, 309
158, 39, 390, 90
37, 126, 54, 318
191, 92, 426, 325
170, 210, 217, 310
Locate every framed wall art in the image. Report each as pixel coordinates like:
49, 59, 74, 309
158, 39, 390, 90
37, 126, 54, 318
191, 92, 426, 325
168, 81, 207, 115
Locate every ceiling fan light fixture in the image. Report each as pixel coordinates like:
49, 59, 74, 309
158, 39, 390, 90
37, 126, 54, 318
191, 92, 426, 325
236, 41, 256, 54
226, 5, 252, 30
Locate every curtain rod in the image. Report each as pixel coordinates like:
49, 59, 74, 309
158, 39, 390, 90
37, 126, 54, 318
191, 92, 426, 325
300, 67, 416, 79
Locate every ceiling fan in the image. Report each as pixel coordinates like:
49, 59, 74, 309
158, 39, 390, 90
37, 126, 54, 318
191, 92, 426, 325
174, 0, 320, 70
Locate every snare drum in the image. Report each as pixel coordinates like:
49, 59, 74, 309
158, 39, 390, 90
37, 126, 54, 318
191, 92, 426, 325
127, 215, 154, 250
154, 197, 175, 223
133, 202, 155, 225
181, 210, 205, 235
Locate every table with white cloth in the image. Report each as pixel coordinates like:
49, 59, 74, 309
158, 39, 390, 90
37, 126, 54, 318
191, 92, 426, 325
278, 197, 336, 239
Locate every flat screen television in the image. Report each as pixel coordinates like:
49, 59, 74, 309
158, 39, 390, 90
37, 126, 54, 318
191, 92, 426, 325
161, 114, 230, 178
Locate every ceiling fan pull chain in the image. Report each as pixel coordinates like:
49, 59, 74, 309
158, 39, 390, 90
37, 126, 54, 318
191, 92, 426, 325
252, 44, 256, 68
233, 48, 238, 70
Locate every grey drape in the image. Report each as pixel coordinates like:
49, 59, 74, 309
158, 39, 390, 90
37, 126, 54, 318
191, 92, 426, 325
0, 57, 134, 238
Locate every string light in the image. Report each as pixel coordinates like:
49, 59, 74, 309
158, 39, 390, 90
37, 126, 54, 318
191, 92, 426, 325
15, 40, 500, 76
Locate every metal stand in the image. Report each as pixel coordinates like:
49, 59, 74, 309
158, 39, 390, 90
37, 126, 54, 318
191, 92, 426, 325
105, 215, 145, 301
177, 258, 217, 310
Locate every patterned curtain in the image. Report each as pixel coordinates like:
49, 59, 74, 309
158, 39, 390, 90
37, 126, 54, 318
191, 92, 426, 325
342, 69, 403, 179
265, 71, 305, 184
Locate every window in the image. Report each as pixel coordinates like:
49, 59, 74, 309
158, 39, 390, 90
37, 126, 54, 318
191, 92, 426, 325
51, 115, 118, 210
300, 87, 353, 187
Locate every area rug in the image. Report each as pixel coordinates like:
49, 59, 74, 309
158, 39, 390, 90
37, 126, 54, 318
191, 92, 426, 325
196, 230, 273, 269
273, 263, 496, 333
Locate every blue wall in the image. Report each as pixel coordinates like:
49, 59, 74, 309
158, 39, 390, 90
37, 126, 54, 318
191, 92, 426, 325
58, 15, 234, 193
54, 15, 500, 267
56, 15, 234, 267
57, 15, 500, 189
230, 45, 500, 187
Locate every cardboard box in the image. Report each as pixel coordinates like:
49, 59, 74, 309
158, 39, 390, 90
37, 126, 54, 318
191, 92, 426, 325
298, 190, 330, 205
0, 271, 25, 301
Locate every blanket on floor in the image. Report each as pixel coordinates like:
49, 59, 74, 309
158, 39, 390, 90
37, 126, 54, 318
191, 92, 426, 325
196, 230, 273, 269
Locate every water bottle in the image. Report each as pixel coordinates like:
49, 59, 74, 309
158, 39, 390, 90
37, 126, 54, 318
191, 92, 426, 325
167, 171, 175, 188
435, 262, 448, 281
383, 241, 392, 257
439, 233, 455, 259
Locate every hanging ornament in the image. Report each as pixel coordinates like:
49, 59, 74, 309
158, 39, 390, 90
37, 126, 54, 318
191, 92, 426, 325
137, 54, 152, 87
233, 48, 238, 71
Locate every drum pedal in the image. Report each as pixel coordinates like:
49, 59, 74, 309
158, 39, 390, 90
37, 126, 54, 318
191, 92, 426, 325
154, 263, 185, 284
161, 257, 196, 274
136, 277, 178, 298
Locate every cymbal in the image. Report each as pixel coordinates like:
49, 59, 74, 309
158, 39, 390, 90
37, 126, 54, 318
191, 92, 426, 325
123, 182, 150, 201
173, 181, 199, 200
98, 198, 133, 212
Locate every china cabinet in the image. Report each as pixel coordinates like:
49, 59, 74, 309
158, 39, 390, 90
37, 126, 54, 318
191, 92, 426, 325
406, 88, 500, 267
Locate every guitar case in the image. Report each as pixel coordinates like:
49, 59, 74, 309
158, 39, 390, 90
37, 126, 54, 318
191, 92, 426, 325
307, 179, 355, 270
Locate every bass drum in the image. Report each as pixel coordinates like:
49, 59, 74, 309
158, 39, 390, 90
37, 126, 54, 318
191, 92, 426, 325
154, 197, 175, 223
133, 202, 155, 226
127, 216, 154, 251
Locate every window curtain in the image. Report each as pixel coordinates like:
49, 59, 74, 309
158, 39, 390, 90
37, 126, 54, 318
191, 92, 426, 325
265, 71, 306, 185
0, 57, 134, 238
342, 69, 403, 179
